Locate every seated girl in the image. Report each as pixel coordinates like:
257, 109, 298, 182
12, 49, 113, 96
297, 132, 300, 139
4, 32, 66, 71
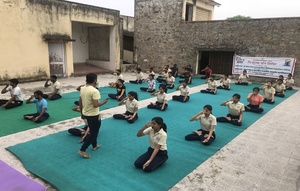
140, 74, 156, 93
285, 73, 294, 90
172, 81, 190, 102
235, 70, 249, 85
217, 74, 231, 90
134, 117, 168, 172
185, 105, 216, 146
162, 72, 175, 89
273, 79, 285, 98
217, 94, 244, 126
108, 79, 126, 101
260, 81, 275, 104
147, 86, 168, 111
245, 87, 264, 113
113, 91, 138, 123
200, 76, 217, 94
129, 68, 143, 84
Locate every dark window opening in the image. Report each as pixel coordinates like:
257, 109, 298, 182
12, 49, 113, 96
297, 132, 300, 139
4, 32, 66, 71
185, 3, 193, 21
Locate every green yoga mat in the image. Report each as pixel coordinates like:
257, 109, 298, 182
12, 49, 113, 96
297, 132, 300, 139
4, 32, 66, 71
0, 78, 205, 137
7, 84, 297, 191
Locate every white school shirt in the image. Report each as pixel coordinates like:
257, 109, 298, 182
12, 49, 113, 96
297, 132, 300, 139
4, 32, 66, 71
221, 78, 231, 86
274, 84, 285, 92
166, 76, 175, 84
285, 78, 294, 87
179, 86, 189, 96
225, 101, 245, 116
261, 86, 275, 99
6, 86, 23, 101
196, 114, 217, 132
125, 98, 138, 113
239, 74, 249, 83
155, 92, 167, 103
207, 80, 217, 89
136, 72, 144, 81
50, 81, 62, 95
143, 127, 167, 150
115, 73, 124, 80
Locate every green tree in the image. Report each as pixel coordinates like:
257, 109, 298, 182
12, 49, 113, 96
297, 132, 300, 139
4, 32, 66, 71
226, 15, 251, 20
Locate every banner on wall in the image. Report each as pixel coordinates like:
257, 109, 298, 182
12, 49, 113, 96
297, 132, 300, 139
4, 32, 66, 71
232, 55, 296, 78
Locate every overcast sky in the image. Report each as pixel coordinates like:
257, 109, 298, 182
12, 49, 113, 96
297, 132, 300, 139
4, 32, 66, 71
67, 0, 300, 19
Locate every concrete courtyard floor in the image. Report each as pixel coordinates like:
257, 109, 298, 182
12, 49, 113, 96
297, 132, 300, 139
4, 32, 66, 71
0, 72, 299, 191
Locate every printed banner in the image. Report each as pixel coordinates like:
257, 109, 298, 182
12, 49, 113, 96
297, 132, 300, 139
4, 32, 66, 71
232, 55, 296, 78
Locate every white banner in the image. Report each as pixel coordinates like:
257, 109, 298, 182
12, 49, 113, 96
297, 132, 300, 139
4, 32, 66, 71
232, 55, 296, 78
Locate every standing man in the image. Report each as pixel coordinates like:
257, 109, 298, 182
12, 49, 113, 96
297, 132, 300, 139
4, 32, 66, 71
43, 75, 62, 100
0, 78, 24, 109
24, 90, 49, 123
78, 73, 108, 159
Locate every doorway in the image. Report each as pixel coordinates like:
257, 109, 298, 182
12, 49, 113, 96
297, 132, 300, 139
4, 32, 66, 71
198, 51, 235, 75
48, 43, 66, 77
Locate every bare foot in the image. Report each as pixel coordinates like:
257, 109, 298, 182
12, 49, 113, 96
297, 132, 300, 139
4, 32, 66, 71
92, 145, 101, 151
78, 150, 90, 158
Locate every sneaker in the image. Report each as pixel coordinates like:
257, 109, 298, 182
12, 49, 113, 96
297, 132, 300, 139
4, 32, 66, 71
92, 144, 101, 151
78, 150, 90, 158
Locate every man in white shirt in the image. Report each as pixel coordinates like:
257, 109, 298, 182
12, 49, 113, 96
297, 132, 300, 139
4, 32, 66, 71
0, 78, 24, 109
43, 75, 62, 100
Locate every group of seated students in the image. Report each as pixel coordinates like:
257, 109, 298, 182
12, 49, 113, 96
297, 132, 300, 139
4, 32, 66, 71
1, 69, 295, 172
102, 66, 191, 125
0, 75, 62, 123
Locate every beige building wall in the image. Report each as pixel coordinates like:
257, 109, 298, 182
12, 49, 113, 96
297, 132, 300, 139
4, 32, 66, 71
0, 0, 120, 82
183, 0, 218, 21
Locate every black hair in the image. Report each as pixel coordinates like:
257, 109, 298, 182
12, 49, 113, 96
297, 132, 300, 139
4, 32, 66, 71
277, 79, 283, 83
128, 91, 138, 101
168, 72, 173, 75
278, 75, 283, 78
86, 73, 97, 84
203, 104, 213, 112
50, 75, 57, 79
210, 75, 215, 79
159, 85, 167, 92
288, 73, 292, 76
232, 93, 241, 100
136, 68, 141, 72
116, 69, 121, 73
118, 79, 125, 84
34, 90, 43, 96
173, 64, 177, 67
224, 74, 229, 77
152, 117, 167, 132
253, 87, 260, 92
149, 74, 155, 78
149, 67, 153, 70
243, 70, 247, 73
9, 78, 19, 85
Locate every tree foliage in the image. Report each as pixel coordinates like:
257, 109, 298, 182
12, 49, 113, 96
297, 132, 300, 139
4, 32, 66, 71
226, 15, 251, 20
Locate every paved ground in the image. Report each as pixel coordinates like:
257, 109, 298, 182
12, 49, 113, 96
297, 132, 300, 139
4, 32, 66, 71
0, 72, 299, 191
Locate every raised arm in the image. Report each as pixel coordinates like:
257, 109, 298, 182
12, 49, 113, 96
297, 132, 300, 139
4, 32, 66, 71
190, 111, 203, 121
220, 98, 232, 106
44, 79, 50, 88
137, 122, 150, 137
1, 84, 9, 94
26, 95, 35, 104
